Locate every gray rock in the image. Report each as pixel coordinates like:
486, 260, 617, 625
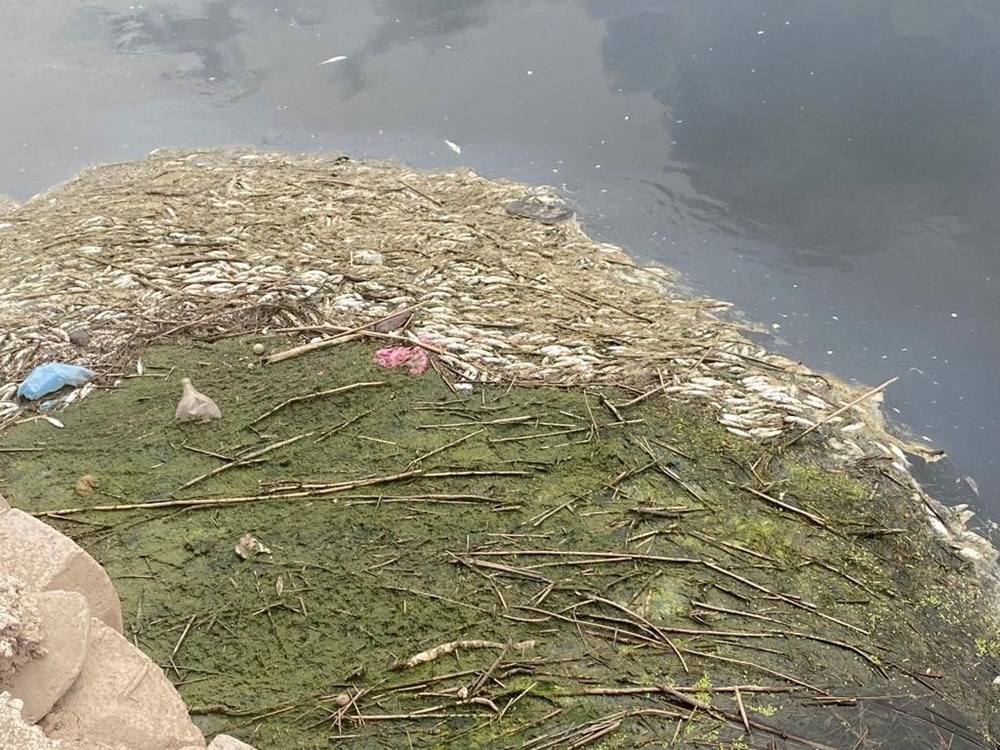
0, 691, 59, 750
209, 734, 259, 749
41, 617, 206, 749
7, 590, 91, 722
0, 509, 123, 632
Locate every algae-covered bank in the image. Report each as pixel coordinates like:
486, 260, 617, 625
0, 149, 999, 748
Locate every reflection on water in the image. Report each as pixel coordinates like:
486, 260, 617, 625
0, 0, 997, 517
586, 0, 1000, 516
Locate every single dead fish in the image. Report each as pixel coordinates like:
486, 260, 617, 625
68, 329, 90, 347
175, 377, 222, 423
371, 309, 413, 334
505, 198, 574, 225
964, 476, 980, 497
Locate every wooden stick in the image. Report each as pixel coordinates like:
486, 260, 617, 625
170, 614, 196, 664
629, 506, 702, 519
342, 493, 502, 506
406, 428, 485, 470
734, 686, 751, 736
559, 684, 798, 698
314, 409, 374, 444
689, 600, 790, 627
784, 377, 898, 447
657, 685, 843, 750
264, 303, 425, 364
680, 647, 823, 693
33, 469, 424, 516
578, 593, 688, 673
174, 432, 311, 493
614, 380, 669, 409
182, 445, 237, 462
415, 415, 537, 430
738, 485, 830, 530
396, 178, 442, 207
634, 437, 708, 506
488, 427, 588, 444
529, 497, 578, 528
251, 382, 384, 424
470, 549, 868, 635
265, 332, 363, 364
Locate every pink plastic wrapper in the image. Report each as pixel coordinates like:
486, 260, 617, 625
374, 344, 430, 375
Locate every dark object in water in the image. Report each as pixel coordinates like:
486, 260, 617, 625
505, 198, 574, 225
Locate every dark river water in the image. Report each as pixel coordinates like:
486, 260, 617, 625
2, 1, 998, 520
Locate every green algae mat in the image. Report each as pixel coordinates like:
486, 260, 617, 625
1, 338, 998, 749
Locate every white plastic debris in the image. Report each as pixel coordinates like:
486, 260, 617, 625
235, 533, 271, 560
444, 139, 462, 154
318, 55, 347, 65
175, 377, 222, 423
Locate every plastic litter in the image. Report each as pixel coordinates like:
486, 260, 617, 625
175, 377, 222, 423
16, 363, 96, 401
374, 344, 429, 375
235, 533, 270, 560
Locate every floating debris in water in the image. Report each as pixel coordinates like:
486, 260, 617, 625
505, 197, 574, 225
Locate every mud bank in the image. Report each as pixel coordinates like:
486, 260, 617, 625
0, 150, 997, 748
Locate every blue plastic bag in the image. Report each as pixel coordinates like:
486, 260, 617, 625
17, 362, 96, 401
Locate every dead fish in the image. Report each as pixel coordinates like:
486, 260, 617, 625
371, 309, 413, 334
175, 377, 222, 423
68, 328, 90, 347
